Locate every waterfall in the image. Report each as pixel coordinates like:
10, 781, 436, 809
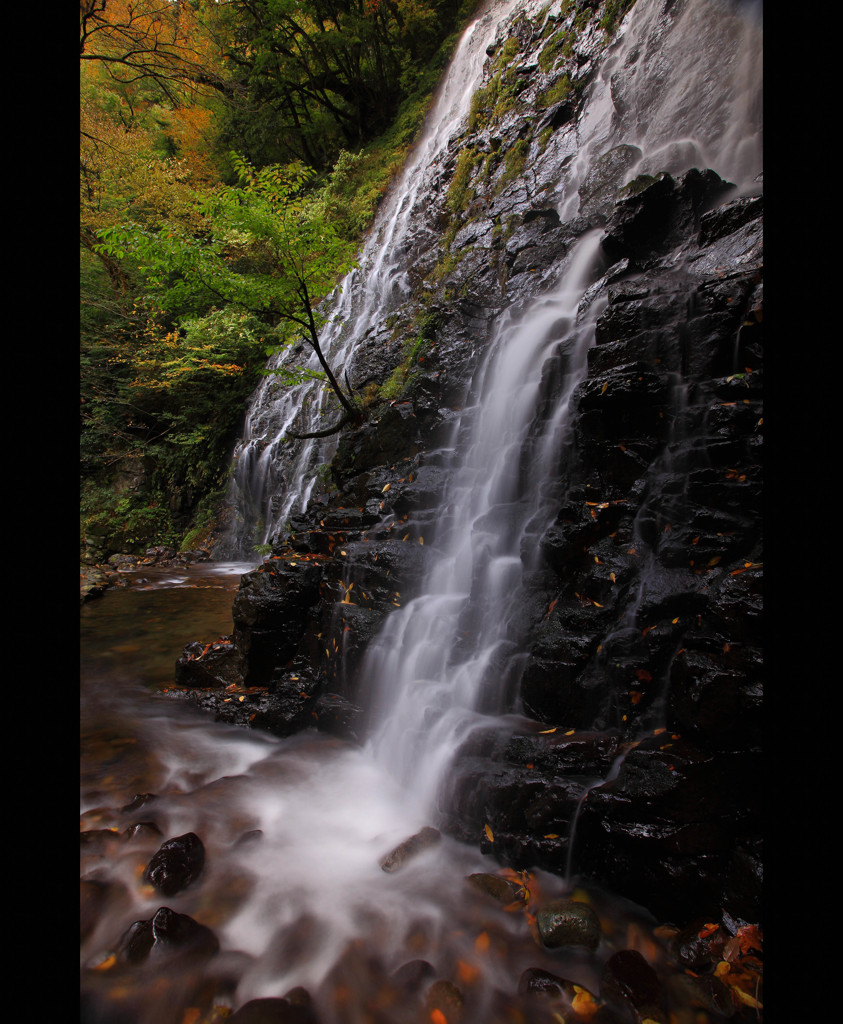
359, 0, 761, 813
215, 0, 522, 559
208, 0, 759, 1001
363, 230, 609, 811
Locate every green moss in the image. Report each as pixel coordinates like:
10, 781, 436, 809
446, 146, 480, 214
537, 73, 572, 110
601, 0, 636, 35
499, 138, 530, 191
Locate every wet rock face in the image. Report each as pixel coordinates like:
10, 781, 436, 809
437, 172, 762, 923
170, 6, 762, 926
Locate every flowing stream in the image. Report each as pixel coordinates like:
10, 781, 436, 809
81, 1, 762, 1021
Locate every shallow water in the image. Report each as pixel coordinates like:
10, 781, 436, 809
81, 568, 675, 1024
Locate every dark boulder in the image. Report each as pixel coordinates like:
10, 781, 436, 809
600, 949, 665, 1022
144, 832, 206, 896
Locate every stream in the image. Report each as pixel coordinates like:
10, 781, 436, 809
81, 567, 679, 1024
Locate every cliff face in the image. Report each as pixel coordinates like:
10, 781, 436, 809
176, 0, 762, 926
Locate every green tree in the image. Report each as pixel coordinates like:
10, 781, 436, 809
96, 155, 362, 436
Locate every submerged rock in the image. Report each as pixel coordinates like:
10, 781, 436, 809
379, 826, 441, 872
229, 998, 319, 1023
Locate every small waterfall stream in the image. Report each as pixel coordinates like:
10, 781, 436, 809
82, 2, 762, 1020
218, 0, 521, 558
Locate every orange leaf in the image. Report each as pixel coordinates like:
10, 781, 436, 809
430, 1010, 448, 1024
737, 923, 762, 954
457, 959, 480, 984
484, 823, 494, 842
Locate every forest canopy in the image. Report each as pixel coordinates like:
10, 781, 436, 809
81, 0, 475, 558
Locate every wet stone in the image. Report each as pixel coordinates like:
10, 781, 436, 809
122, 821, 162, 841
600, 949, 664, 1020
380, 826, 441, 872
116, 917, 155, 965
518, 966, 572, 998
144, 831, 206, 895
425, 979, 464, 1023
148, 906, 219, 962
391, 959, 437, 993
535, 898, 602, 951
229, 997, 318, 1023
466, 871, 523, 904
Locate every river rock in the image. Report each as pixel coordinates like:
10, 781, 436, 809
148, 906, 219, 962
535, 898, 601, 951
143, 832, 206, 895
466, 872, 523, 904
229, 997, 318, 1023
391, 959, 437, 992
599, 949, 664, 1022
425, 979, 464, 1023
379, 826, 441, 872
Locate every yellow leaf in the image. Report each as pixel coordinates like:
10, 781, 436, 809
732, 988, 763, 1010
572, 986, 599, 1018
484, 823, 494, 842
544, 833, 559, 839
382, 483, 391, 492
238, 695, 245, 702
91, 955, 116, 971
539, 727, 557, 734
419, 537, 424, 545
601, 382, 608, 394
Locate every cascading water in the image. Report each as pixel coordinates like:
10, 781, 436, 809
216, 0, 522, 559
82, 1, 762, 1020
363, 230, 609, 813
359, 0, 762, 821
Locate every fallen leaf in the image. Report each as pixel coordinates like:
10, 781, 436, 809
457, 960, 480, 984
737, 923, 763, 954
601, 382, 608, 394
484, 823, 494, 842
572, 985, 599, 1018
382, 483, 391, 493
732, 987, 763, 1010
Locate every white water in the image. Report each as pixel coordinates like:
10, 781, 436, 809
219, 0, 522, 558
82, 1, 762, 1018
363, 229, 608, 813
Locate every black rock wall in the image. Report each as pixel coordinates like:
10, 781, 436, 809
172, 0, 762, 926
